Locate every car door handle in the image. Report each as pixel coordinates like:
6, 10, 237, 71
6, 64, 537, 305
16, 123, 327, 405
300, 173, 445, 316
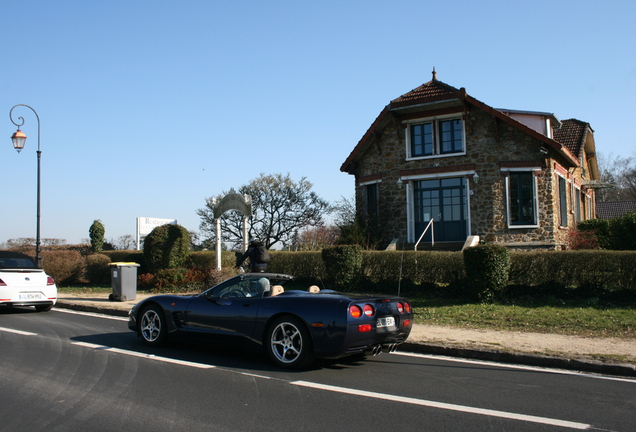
243, 303, 253, 308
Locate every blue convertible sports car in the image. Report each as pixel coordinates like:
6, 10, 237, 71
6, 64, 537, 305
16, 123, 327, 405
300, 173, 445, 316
128, 273, 413, 369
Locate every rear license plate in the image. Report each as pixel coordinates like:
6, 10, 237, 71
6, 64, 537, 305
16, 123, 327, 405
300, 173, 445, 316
19, 293, 43, 300
377, 316, 395, 328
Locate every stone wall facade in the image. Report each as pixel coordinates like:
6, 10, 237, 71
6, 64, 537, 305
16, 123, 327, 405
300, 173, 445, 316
351, 104, 596, 250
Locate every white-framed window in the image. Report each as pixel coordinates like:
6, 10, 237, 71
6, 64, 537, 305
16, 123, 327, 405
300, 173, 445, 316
558, 174, 568, 227
503, 168, 540, 228
401, 170, 474, 242
405, 115, 465, 160
574, 186, 582, 223
358, 178, 381, 227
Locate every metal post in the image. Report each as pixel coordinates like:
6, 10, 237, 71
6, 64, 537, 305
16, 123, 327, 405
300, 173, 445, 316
9, 104, 42, 268
215, 218, 222, 270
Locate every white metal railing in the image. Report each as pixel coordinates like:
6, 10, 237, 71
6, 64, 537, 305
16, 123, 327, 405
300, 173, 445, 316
414, 218, 434, 250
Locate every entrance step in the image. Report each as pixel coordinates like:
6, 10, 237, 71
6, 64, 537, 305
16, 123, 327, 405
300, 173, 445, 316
403, 241, 465, 252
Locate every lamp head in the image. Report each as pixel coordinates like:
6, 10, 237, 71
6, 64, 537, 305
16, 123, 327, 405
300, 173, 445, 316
11, 129, 26, 153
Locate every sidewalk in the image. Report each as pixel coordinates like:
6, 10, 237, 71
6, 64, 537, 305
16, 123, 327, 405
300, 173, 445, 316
55, 292, 636, 377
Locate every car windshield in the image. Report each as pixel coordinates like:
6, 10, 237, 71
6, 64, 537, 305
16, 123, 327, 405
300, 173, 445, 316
0, 256, 36, 269
203, 274, 293, 299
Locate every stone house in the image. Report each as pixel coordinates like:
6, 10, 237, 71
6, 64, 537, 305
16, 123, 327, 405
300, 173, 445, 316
340, 70, 601, 250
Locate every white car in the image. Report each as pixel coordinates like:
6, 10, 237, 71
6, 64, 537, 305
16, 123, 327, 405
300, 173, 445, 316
0, 251, 57, 312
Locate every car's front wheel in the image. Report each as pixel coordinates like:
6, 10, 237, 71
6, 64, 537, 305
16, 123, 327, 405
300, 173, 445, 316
265, 316, 314, 369
139, 305, 167, 346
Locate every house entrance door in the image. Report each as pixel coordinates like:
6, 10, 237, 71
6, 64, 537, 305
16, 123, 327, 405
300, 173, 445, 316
413, 177, 467, 243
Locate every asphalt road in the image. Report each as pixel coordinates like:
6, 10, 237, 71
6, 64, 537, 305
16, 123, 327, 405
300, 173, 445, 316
1, 307, 635, 432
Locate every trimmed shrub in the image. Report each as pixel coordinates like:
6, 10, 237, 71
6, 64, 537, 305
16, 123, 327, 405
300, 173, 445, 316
89, 220, 105, 253
578, 218, 610, 245
151, 268, 206, 292
321, 245, 363, 290
579, 214, 636, 251
610, 211, 636, 250
41, 250, 85, 287
143, 224, 191, 273
463, 244, 510, 301
85, 253, 111, 285
566, 228, 600, 250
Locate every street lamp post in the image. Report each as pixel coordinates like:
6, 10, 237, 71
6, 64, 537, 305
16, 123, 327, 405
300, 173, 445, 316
9, 104, 43, 268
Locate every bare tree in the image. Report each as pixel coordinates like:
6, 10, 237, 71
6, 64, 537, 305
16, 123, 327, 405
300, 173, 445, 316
116, 235, 136, 250
7, 238, 36, 247
197, 173, 330, 249
292, 225, 340, 251
597, 152, 636, 201
331, 195, 356, 227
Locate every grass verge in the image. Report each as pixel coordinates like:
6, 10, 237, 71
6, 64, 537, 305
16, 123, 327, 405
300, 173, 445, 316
411, 297, 636, 339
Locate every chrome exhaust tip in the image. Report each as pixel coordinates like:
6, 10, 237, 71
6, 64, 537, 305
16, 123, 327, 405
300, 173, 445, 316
381, 343, 398, 353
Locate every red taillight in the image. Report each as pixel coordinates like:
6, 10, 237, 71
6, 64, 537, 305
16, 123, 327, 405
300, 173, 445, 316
349, 305, 362, 318
358, 324, 372, 332
402, 319, 412, 327
397, 302, 404, 313
404, 302, 411, 313
47, 277, 55, 286
363, 304, 375, 317
0, 278, 6, 287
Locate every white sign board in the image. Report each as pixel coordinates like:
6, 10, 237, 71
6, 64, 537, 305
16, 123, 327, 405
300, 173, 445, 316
136, 217, 177, 250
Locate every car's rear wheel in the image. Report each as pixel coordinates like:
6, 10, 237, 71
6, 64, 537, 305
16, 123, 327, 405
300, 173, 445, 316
34, 303, 53, 312
139, 305, 167, 346
265, 316, 314, 369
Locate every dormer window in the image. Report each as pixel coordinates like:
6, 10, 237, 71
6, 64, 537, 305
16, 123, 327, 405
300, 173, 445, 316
406, 116, 465, 159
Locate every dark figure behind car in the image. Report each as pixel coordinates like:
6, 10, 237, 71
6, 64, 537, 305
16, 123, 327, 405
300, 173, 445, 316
236, 239, 270, 272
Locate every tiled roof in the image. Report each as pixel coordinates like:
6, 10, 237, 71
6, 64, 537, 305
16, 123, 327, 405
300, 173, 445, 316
341, 71, 583, 173
554, 119, 589, 157
595, 201, 636, 220
390, 79, 461, 105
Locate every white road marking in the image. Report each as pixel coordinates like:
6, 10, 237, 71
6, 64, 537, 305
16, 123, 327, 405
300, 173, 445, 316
394, 351, 636, 384
291, 380, 593, 430
0, 326, 38, 336
54, 308, 129, 321
71, 341, 215, 369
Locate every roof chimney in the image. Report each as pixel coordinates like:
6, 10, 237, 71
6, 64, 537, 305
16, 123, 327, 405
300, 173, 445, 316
432, 67, 437, 81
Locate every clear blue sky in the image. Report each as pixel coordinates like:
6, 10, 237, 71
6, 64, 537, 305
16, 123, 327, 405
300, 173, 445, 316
2, 0, 635, 245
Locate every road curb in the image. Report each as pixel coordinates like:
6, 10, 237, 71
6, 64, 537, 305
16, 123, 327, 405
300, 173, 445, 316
399, 342, 636, 377
55, 301, 130, 317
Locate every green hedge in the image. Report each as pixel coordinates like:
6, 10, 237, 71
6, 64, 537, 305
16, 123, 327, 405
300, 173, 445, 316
77, 249, 636, 300
268, 251, 325, 281
578, 212, 636, 250
189, 251, 236, 271
510, 250, 636, 291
